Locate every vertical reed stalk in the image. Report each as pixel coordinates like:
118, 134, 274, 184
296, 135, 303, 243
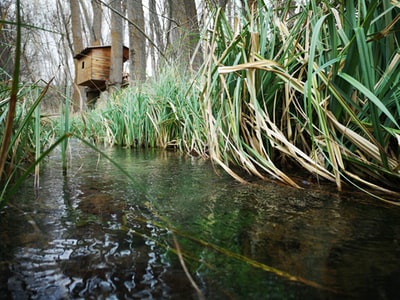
61, 86, 70, 174
0, 0, 21, 182
34, 88, 40, 188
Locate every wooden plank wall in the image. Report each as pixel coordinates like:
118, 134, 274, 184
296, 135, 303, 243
91, 48, 111, 81
76, 56, 92, 85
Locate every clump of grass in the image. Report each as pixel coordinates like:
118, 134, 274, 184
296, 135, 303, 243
0, 78, 57, 203
201, 1, 400, 201
72, 66, 208, 156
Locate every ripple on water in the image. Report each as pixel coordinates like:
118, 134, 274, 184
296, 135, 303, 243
3, 146, 400, 299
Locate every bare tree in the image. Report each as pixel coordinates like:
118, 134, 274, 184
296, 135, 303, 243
148, 0, 164, 72
183, 0, 202, 70
109, 0, 123, 87
70, 0, 84, 110
54, 1, 74, 94
127, 0, 146, 81
0, 1, 14, 82
91, 0, 103, 45
69, 0, 84, 59
166, 0, 203, 71
80, 0, 103, 45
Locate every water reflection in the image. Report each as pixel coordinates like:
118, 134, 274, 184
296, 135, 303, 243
1, 142, 400, 299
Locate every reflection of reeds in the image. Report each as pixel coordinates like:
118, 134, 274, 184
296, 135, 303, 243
130, 204, 339, 295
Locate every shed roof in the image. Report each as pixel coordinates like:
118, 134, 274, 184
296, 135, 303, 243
74, 45, 129, 61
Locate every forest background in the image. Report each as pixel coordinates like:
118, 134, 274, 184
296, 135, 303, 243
1, 0, 400, 204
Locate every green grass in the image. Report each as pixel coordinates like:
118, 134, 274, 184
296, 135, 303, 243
71, 66, 207, 156
0, 79, 56, 203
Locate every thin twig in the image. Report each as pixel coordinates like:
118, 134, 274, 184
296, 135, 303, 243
172, 232, 206, 300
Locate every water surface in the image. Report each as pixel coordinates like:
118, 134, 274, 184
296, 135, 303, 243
1, 141, 400, 299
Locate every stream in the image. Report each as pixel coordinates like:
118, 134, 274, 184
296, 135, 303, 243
1, 140, 400, 299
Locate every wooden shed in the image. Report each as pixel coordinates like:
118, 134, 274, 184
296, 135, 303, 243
74, 45, 129, 90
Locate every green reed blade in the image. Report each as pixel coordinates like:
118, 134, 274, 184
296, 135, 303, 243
34, 89, 40, 188
61, 86, 70, 173
339, 73, 399, 129
2, 133, 71, 203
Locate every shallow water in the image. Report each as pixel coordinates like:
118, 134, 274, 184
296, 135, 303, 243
1, 141, 400, 299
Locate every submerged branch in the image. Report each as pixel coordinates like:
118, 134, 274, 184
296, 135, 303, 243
142, 202, 340, 295
171, 227, 340, 295
172, 233, 206, 300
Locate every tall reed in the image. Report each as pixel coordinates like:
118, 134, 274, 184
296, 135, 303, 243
61, 86, 70, 174
201, 1, 400, 201
0, 79, 56, 202
34, 88, 41, 188
0, 0, 21, 184
73, 66, 207, 156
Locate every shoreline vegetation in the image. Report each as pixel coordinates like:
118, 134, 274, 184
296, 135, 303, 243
1, 1, 400, 204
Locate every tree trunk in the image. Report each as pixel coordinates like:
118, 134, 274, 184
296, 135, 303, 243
167, 0, 203, 71
240, 0, 257, 17
183, 0, 203, 70
109, 0, 123, 88
91, 0, 102, 45
149, 0, 164, 72
218, 0, 229, 9
0, 3, 14, 81
56, 1, 74, 99
127, 0, 146, 82
70, 0, 84, 111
